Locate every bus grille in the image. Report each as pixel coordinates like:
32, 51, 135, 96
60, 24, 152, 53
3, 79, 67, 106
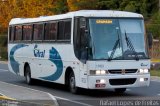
108, 69, 137, 74
109, 78, 136, 85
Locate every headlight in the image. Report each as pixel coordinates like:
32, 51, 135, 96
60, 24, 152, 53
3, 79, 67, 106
144, 69, 149, 73
138, 69, 149, 73
100, 70, 106, 74
96, 70, 101, 75
90, 70, 108, 75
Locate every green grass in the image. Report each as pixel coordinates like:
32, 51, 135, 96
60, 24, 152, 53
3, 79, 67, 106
150, 70, 160, 77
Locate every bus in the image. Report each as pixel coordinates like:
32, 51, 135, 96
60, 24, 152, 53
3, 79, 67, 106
8, 10, 150, 94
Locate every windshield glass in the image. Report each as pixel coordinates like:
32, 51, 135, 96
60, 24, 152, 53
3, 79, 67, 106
89, 18, 148, 60
119, 19, 147, 59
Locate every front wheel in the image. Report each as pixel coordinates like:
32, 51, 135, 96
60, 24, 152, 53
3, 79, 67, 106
25, 65, 33, 85
69, 72, 79, 94
114, 88, 126, 94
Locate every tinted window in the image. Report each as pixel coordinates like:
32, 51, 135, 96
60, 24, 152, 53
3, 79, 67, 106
9, 26, 14, 41
15, 25, 22, 40
64, 21, 71, 40
23, 25, 32, 40
74, 18, 82, 59
33, 24, 43, 40
57, 20, 71, 40
57, 21, 64, 40
45, 22, 57, 40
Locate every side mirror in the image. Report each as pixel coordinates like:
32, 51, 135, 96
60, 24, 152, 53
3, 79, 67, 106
147, 32, 153, 49
80, 18, 87, 28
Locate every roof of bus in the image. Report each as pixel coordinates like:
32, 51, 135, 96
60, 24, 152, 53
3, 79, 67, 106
9, 10, 143, 25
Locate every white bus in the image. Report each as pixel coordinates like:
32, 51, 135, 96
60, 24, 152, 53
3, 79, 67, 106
8, 10, 150, 94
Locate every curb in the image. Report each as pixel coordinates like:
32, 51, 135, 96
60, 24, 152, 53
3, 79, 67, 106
151, 76, 160, 82
0, 61, 8, 64
0, 93, 15, 101
0, 81, 59, 106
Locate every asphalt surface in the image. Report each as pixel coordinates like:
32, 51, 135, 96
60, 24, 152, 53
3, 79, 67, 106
0, 63, 160, 106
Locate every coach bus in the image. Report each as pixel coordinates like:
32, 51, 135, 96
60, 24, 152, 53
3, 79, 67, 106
8, 10, 150, 94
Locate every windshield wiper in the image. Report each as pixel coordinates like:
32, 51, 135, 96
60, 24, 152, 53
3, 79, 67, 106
124, 31, 139, 61
108, 31, 120, 61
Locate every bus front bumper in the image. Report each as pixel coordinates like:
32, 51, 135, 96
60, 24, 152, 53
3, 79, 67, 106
87, 74, 150, 89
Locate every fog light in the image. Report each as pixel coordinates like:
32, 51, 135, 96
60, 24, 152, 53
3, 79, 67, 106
100, 79, 106, 83
144, 78, 148, 81
96, 80, 100, 83
96, 79, 106, 83
140, 78, 144, 82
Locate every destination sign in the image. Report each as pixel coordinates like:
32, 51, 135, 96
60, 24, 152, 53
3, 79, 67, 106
96, 19, 112, 24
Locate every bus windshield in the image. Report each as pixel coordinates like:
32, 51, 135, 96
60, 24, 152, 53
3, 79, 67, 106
89, 18, 148, 60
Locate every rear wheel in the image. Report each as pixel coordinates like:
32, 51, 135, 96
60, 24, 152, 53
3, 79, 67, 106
114, 88, 126, 94
69, 72, 79, 94
25, 65, 33, 85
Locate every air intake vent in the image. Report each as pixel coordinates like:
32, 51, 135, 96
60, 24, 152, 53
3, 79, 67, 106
108, 69, 137, 74
109, 78, 136, 85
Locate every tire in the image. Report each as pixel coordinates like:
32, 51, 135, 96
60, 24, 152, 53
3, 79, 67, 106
25, 65, 33, 85
114, 88, 126, 94
69, 72, 79, 94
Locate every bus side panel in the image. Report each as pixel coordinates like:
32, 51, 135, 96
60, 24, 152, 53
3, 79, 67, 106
8, 43, 89, 88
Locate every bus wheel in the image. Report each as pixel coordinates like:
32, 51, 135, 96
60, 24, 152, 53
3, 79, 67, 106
69, 72, 79, 94
25, 65, 33, 85
114, 88, 126, 94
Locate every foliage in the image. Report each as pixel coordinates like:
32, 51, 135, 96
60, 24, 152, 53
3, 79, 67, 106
0, 47, 8, 60
0, 0, 159, 37
146, 12, 160, 39
151, 70, 160, 77
0, 0, 54, 33
50, 0, 68, 14
0, 35, 7, 60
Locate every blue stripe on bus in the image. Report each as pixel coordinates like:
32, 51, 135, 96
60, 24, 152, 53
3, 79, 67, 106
40, 47, 63, 81
10, 44, 28, 74
10, 44, 63, 81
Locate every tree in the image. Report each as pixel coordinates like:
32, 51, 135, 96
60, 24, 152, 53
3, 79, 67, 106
0, 0, 54, 33
147, 12, 160, 39
67, 0, 98, 11
97, 0, 119, 10
50, 0, 68, 14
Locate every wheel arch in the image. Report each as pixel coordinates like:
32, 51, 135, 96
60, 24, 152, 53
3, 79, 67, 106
24, 62, 30, 76
65, 66, 74, 86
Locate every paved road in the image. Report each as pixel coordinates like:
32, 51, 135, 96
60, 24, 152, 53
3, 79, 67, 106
0, 63, 160, 106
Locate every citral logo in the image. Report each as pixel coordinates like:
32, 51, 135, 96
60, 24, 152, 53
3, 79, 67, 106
34, 45, 45, 57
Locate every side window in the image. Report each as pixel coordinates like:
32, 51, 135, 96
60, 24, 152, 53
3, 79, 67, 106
73, 17, 89, 61
33, 24, 43, 40
57, 21, 64, 40
64, 21, 71, 40
15, 25, 22, 41
9, 26, 14, 41
44, 22, 57, 40
74, 18, 81, 58
23, 25, 32, 40
57, 20, 71, 41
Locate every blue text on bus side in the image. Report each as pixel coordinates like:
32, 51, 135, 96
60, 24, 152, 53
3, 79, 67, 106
34, 45, 45, 57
